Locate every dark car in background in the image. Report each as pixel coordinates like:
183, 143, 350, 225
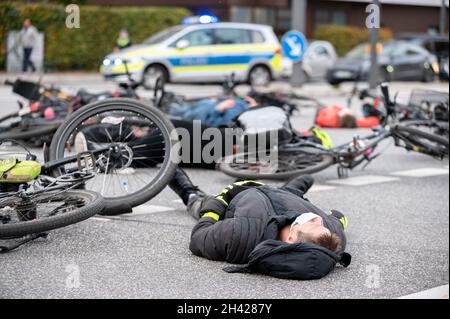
396, 33, 449, 58
327, 40, 439, 85
396, 33, 449, 81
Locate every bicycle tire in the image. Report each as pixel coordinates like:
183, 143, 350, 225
0, 190, 104, 239
394, 123, 449, 156
400, 120, 449, 139
219, 148, 334, 180
48, 98, 178, 215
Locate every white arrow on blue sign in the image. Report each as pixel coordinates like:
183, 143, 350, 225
281, 31, 308, 63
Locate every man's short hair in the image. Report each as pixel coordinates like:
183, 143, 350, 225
295, 231, 342, 252
314, 233, 342, 252
339, 114, 358, 128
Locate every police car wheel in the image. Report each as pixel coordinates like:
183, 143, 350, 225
249, 65, 271, 87
143, 65, 167, 90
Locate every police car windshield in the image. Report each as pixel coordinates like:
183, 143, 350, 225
144, 26, 186, 45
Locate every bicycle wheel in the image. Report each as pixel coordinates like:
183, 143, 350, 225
393, 123, 449, 157
0, 190, 104, 239
48, 98, 179, 215
400, 120, 449, 139
219, 147, 334, 180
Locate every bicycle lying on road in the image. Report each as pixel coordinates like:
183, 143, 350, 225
1, 97, 179, 251
46, 98, 179, 215
0, 63, 145, 146
0, 139, 104, 252
219, 83, 449, 180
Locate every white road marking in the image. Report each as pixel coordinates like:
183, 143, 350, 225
309, 184, 336, 192
327, 175, 400, 186
391, 168, 449, 178
90, 217, 112, 222
126, 204, 175, 215
399, 284, 449, 299
172, 199, 184, 204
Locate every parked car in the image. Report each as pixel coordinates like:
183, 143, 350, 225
101, 19, 283, 88
327, 40, 439, 85
281, 40, 337, 81
396, 33, 449, 57
396, 33, 449, 81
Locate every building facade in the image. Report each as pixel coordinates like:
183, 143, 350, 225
88, 0, 449, 36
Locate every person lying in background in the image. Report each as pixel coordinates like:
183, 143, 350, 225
168, 96, 259, 127
315, 104, 382, 129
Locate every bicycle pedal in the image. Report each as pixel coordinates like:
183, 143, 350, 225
77, 151, 96, 172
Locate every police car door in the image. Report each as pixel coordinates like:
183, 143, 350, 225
168, 29, 215, 82
211, 28, 257, 82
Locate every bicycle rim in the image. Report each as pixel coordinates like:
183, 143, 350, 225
0, 189, 103, 239
48, 99, 178, 213
219, 148, 334, 180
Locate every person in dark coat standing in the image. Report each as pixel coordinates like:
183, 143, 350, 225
169, 169, 348, 264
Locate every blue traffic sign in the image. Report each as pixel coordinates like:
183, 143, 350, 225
281, 31, 308, 63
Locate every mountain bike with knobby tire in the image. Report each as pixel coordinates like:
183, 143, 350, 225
219, 83, 449, 180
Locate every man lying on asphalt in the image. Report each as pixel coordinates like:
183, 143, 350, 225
169, 168, 349, 265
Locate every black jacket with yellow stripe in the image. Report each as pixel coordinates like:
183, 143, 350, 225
189, 181, 347, 264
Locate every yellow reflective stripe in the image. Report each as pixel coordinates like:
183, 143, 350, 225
217, 185, 233, 196
215, 196, 229, 206
202, 212, 220, 221
172, 64, 247, 73
216, 181, 264, 196
340, 217, 349, 230
109, 61, 145, 73
311, 127, 334, 149
270, 54, 282, 72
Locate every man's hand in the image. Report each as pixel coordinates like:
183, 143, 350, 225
215, 99, 236, 112
244, 96, 258, 108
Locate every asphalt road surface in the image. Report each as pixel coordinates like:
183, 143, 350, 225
0, 74, 448, 299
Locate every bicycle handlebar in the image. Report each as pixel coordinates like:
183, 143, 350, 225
380, 82, 392, 106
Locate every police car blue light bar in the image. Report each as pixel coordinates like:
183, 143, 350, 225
182, 15, 219, 25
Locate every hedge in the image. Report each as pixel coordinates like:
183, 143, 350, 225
314, 25, 393, 57
0, 2, 191, 70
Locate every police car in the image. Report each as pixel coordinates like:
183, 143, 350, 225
100, 17, 283, 88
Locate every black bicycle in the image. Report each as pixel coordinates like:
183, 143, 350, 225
46, 98, 179, 215
0, 139, 105, 251
0, 61, 147, 145
219, 83, 449, 180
